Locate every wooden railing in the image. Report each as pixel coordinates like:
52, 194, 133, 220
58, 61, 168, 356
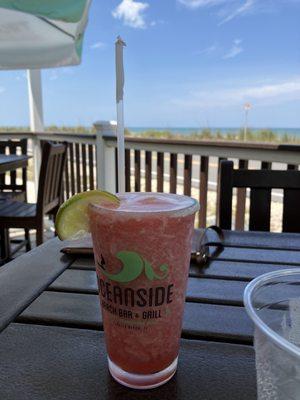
100, 129, 300, 229
1, 122, 300, 230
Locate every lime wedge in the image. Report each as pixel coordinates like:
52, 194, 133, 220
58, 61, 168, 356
55, 190, 120, 240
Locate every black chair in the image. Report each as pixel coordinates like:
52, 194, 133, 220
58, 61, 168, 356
0, 139, 28, 201
0, 139, 29, 258
0, 142, 67, 262
218, 160, 300, 232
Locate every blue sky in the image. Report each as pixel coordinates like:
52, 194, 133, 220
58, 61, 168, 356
0, 0, 300, 128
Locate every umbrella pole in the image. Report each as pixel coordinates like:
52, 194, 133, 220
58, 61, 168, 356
116, 100, 125, 194
115, 36, 126, 194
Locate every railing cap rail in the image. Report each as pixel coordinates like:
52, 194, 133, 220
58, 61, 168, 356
102, 135, 300, 152
0, 131, 34, 137
0, 131, 96, 140
36, 132, 96, 139
1, 131, 300, 153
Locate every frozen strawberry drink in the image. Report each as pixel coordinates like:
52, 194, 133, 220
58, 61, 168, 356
89, 192, 199, 389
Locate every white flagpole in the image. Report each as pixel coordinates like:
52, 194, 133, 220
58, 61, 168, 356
115, 36, 126, 194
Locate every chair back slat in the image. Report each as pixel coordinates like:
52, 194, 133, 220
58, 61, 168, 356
218, 160, 233, 229
249, 188, 271, 231
0, 139, 27, 193
233, 170, 300, 188
37, 142, 66, 217
199, 156, 209, 228
219, 160, 300, 233
48, 154, 59, 204
44, 156, 52, 204
283, 189, 300, 233
235, 159, 248, 230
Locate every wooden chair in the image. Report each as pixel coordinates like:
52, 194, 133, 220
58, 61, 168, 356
0, 139, 29, 257
0, 139, 28, 201
0, 142, 66, 260
218, 160, 300, 232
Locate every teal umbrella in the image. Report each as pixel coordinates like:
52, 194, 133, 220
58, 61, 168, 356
0, 0, 91, 69
0, 0, 92, 193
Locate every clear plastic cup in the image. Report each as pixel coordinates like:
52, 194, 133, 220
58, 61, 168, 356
244, 269, 300, 400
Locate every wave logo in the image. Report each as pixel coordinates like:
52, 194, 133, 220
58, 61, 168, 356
97, 251, 169, 283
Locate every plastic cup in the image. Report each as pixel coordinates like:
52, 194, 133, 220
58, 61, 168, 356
244, 269, 300, 399
89, 192, 199, 389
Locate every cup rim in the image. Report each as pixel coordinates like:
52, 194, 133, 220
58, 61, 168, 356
244, 268, 300, 358
89, 192, 199, 217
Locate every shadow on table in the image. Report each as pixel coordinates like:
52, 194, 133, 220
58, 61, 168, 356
0, 324, 256, 400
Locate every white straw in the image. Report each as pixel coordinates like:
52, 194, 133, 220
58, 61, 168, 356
115, 36, 126, 194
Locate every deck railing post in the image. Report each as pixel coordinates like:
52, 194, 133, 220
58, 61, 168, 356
93, 121, 117, 193
27, 69, 44, 201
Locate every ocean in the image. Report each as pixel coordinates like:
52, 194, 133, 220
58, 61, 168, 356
128, 127, 300, 137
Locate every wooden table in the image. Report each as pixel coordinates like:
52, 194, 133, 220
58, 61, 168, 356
0, 154, 29, 174
1, 230, 300, 399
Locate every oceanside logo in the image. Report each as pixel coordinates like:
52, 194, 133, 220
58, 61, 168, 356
97, 251, 169, 283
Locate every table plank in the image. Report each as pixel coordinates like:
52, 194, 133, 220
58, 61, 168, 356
48, 270, 247, 306
214, 247, 300, 265
49, 269, 98, 294
189, 259, 300, 281
0, 238, 73, 333
17, 291, 253, 344
0, 323, 256, 400
187, 277, 246, 305
222, 230, 300, 250
69, 255, 299, 282
69, 257, 95, 270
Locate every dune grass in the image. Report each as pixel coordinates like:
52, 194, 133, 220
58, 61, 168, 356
0, 125, 299, 144
125, 128, 300, 144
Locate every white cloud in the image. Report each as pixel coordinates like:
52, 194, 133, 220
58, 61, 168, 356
178, 0, 257, 24
48, 70, 59, 81
223, 39, 243, 59
195, 44, 217, 55
179, 0, 300, 26
150, 19, 165, 27
243, 80, 300, 99
50, 71, 59, 81
112, 0, 149, 29
61, 67, 75, 75
171, 78, 300, 109
178, 0, 226, 9
15, 72, 27, 81
219, 0, 255, 25
90, 41, 106, 50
